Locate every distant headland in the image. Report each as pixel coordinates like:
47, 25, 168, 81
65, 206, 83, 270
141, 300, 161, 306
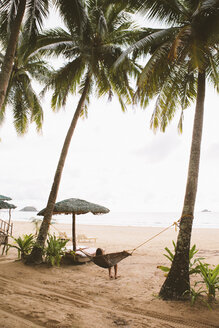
20, 206, 37, 212
201, 209, 211, 212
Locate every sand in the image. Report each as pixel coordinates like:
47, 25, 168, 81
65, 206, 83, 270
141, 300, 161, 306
0, 221, 218, 328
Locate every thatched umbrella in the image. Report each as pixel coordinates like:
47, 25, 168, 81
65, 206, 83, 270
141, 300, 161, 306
0, 194, 12, 201
0, 201, 16, 210
37, 198, 110, 251
0, 200, 16, 229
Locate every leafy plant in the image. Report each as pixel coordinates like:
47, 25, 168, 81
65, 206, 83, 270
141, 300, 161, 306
7, 234, 36, 260
183, 283, 213, 309
197, 262, 219, 301
44, 234, 69, 267
184, 284, 206, 306
157, 241, 204, 275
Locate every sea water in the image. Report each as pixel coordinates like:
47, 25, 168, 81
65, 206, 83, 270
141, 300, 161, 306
1, 210, 219, 229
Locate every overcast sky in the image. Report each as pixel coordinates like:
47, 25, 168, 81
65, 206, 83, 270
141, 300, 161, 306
0, 8, 219, 212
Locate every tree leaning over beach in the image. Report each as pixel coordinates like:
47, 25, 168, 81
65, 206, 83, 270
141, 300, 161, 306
0, 27, 52, 134
117, 0, 219, 299
27, 0, 141, 263
0, 0, 49, 112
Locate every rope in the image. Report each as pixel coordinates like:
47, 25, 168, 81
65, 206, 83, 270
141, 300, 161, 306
56, 217, 184, 259
77, 219, 181, 258
128, 219, 180, 255
78, 219, 181, 258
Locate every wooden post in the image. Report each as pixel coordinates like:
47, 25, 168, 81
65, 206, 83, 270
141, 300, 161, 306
72, 213, 76, 252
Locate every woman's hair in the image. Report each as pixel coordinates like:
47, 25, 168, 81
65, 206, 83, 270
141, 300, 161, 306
96, 248, 104, 256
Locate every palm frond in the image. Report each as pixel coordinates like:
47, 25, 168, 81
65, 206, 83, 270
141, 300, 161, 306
149, 62, 197, 132
128, 0, 189, 24
54, 0, 87, 34
0, 0, 18, 33
1, 26, 48, 135
47, 57, 86, 110
30, 93, 44, 132
24, 0, 49, 38
98, 10, 108, 37
13, 86, 29, 135
114, 27, 178, 67
0, 10, 9, 47
138, 41, 172, 90
27, 28, 74, 58
207, 50, 219, 92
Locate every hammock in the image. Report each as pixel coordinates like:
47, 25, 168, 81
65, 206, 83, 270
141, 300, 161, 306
79, 249, 131, 268
92, 251, 131, 268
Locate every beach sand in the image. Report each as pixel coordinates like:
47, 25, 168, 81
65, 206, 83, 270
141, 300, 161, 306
0, 221, 218, 328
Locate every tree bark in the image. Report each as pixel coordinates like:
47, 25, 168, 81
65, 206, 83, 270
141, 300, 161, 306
0, 0, 26, 110
26, 75, 90, 264
159, 71, 206, 300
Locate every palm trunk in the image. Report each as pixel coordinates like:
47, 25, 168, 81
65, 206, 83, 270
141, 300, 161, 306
26, 75, 90, 264
159, 71, 206, 300
0, 0, 26, 110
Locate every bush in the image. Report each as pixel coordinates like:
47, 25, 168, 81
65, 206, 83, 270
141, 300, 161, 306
197, 262, 219, 301
158, 242, 219, 307
157, 241, 204, 275
44, 234, 69, 266
8, 234, 36, 260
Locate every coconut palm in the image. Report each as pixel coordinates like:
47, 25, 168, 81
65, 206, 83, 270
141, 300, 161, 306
27, 0, 141, 263
0, 0, 49, 111
0, 27, 52, 134
117, 0, 219, 299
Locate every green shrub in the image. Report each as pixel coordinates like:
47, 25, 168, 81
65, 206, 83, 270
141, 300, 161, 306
184, 263, 219, 308
44, 234, 69, 266
8, 234, 36, 260
197, 262, 219, 301
184, 284, 206, 306
157, 241, 204, 275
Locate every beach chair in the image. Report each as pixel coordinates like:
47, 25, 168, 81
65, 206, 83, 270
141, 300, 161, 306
58, 231, 70, 240
77, 234, 97, 243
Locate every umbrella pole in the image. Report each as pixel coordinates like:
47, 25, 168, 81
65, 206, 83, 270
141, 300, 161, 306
8, 209, 11, 226
72, 213, 76, 252
6, 209, 11, 235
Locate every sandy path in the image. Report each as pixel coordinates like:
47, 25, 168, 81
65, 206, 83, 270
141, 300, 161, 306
0, 272, 217, 328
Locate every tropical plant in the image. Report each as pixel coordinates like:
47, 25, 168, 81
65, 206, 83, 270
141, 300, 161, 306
116, 0, 219, 299
7, 233, 36, 259
183, 284, 207, 307
0, 0, 49, 111
197, 262, 219, 301
27, 0, 141, 263
44, 234, 69, 266
0, 28, 51, 134
158, 241, 204, 275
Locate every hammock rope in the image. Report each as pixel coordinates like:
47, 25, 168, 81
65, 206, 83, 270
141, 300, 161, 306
128, 219, 180, 255
78, 218, 181, 268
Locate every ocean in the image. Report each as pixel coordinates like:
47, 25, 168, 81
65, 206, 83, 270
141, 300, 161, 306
1, 210, 219, 229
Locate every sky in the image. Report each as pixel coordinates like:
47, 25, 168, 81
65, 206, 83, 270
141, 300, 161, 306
0, 7, 219, 213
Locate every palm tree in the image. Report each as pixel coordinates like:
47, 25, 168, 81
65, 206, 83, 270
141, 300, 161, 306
0, 28, 52, 134
27, 0, 141, 263
0, 0, 49, 111
117, 0, 219, 299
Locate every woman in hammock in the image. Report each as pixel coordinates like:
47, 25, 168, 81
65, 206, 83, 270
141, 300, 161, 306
96, 248, 118, 279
